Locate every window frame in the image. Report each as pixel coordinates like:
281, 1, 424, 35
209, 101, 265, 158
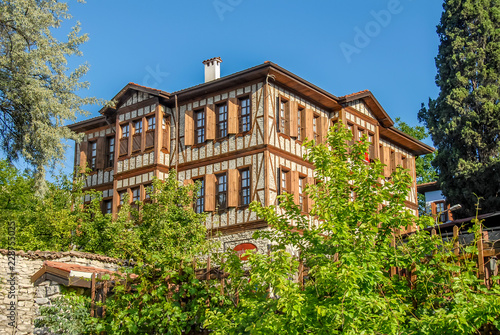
147, 116, 156, 131
238, 96, 251, 133
216, 102, 228, 139
216, 173, 228, 212
194, 109, 205, 145
239, 167, 251, 207
88, 141, 97, 171
194, 177, 205, 214
134, 120, 143, 135
121, 124, 130, 138
106, 136, 115, 169
278, 97, 289, 135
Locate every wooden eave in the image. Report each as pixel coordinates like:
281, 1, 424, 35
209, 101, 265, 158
170, 61, 342, 111
339, 90, 394, 128
67, 115, 109, 132
417, 181, 439, 194
379, 126, 435, 156
98, 82, 171, 115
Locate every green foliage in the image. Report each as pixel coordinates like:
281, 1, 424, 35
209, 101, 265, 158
394, 118, 437, 215
205, 124, 500, 334
418, 0, 500, 217
35, 291, 95, 335
95, 172, 224, 334
0, 160, 84, 251
0, 0, 99, 192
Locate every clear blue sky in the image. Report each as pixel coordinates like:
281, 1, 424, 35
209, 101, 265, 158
56, 0, 443, 176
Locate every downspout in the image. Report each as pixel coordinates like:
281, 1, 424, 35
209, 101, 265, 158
175, 94, 180, 179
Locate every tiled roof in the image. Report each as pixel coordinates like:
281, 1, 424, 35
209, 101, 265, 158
339, 89, 370, 100
43, 260, 115, 275
0, 249, 126, 264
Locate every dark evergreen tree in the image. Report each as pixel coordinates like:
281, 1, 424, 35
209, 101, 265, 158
418, 0, 500, 217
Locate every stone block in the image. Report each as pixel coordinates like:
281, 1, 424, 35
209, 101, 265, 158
34, 298, 49, 305
46, 285, 60, 296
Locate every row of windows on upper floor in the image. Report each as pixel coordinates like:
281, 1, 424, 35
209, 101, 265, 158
119, 115, 170, 156
277, 96, 325, 143
184, 96, 251, 146
83, 116, 171, 172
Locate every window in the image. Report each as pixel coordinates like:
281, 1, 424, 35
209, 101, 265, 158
297, 107, 304, 141
216, 103, 228, 138
299, 177, 305, 212
147, 116, 155, 130
162, 117, 168, 130
279, 98, 288, 134
195, 109, 205, 144
106, 137, 114, 168
239, 97, 251, 133
88, 141, 97, 170
358, 128, 364, 141
368, 133, 374, 160
216, 173, 227, 211
119, 191, 127, 206
121, 124, 129, 138
194, 178, 205, 213
102, 200, 112, 214
132, 187, 140, 202
240, 168, 250, 206
144, 184, 153, 200
435, 201, 448, 223
313, 115, 319, 142
135, 120, 142, 134
281, 169, 290, 194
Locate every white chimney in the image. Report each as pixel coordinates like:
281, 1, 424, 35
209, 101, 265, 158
202, 57, 222, 83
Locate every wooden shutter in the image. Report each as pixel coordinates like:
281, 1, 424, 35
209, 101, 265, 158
79, 141, 88, 171
290, 171, 299, 205
383, 146, 391, 177
162, 130, 170, 151
305, 177, 315, 212
227, 169, 239, 207
395, 152, 403, 168
206, 104, 216, 140
303, 108, 314, 141
184, 110, 194, 146
289, 100, 298, 138
204, 174, 216, 212
132, 134, 141, 152
318, 116, 328, 144
119, 138, 128, 156
228, 98, 239, 134
146, 131, 155, 148
96, 137, 106, 170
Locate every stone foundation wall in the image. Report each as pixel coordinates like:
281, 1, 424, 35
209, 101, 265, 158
0, 250, 121, 335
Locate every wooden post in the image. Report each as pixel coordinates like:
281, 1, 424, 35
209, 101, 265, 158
453, 225, 460, 257
207, 256, 211, 281
102, 278, 108, 318
90, 273, 96, 317
298, 257, 304, 291
477, 223, 485, 279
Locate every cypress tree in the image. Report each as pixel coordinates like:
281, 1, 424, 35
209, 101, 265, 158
418, 0, 500, 217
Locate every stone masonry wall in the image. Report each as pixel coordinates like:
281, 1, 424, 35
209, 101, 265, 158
0, 250, 121, 335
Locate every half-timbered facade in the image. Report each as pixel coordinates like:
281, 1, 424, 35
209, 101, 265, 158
69, 59, 433, 250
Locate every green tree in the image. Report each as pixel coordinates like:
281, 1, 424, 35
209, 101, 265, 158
418, 0, 500, 217
205, 124, 500, 334
0, 0, 98, 193
95, 172, 225, 334
394, 118, 437, 215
